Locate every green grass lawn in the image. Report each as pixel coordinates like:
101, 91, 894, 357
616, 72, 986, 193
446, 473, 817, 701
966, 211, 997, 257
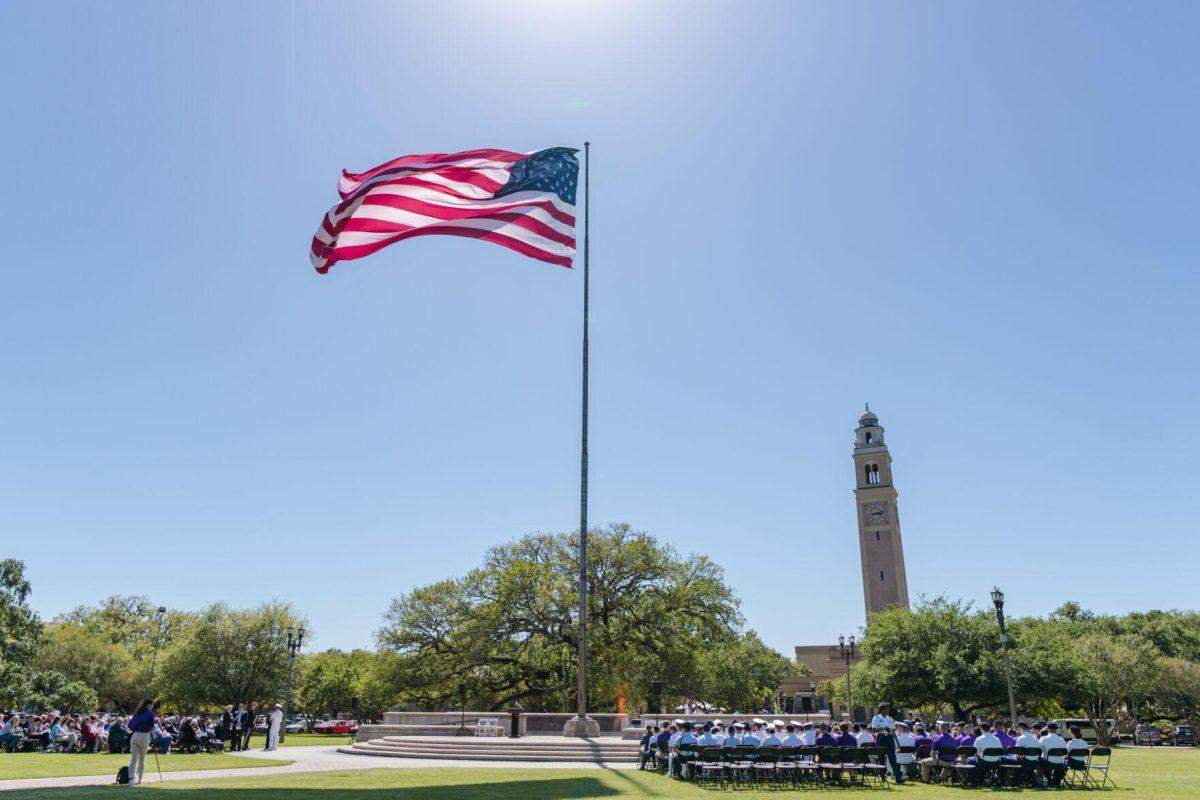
278, 733, 353, 747
3, 747, 1197, 798
0, 751, 292, 780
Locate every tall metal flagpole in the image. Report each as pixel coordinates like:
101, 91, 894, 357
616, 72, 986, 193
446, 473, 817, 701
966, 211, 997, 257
576, 142, 590, 723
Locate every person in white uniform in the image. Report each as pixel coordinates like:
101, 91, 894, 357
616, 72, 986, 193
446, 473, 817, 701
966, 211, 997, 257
265, 703, 283, 751
1039, 722, 1069, 787
894, 722, 917, 778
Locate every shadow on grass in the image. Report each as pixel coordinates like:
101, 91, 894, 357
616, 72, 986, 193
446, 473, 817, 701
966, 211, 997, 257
4, 776, 624, 800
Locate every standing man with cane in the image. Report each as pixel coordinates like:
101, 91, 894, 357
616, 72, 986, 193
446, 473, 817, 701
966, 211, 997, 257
871, 702, 905, 784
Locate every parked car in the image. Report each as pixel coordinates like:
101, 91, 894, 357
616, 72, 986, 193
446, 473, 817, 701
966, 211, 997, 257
1172, 726, 1196, 746
1134, 723, 1163, 746
285, 717, 308, 734
312, 719, 358, 735
313, 718, 354, 734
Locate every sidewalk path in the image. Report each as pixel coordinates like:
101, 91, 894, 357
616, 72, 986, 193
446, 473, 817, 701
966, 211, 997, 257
0, 745, 637, 792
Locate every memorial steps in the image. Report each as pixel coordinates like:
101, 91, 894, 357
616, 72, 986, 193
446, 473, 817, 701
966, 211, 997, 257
339, 734, 640, 763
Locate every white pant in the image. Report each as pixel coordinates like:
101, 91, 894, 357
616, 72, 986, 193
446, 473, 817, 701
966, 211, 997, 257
267, 726, 279, 750
129, 731, 151, 782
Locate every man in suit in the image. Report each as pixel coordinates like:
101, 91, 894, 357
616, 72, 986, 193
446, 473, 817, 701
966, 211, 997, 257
241, 702, 259, 752
230, 704, 246, 751
220, 706, 234, 750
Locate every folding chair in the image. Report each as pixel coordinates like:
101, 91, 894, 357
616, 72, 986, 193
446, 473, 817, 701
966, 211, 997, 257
752, 746, 778, 784
1084, 746, 1115, 788
897, 743, 918, 781
774, 746, 800, 786
728, 745, 757, 785
696, 746, 727, 787
796, 746, 820, 784
840, 747, 867, 786
656, 741, 670, 774
819, 746, 845, 784
677, 745, 701, 780
952, 745, 978, 785
1064, 749, 1089, 788
862, 745, 890, 786
976, 747, 1006, 787
1043, 747, 1069, 788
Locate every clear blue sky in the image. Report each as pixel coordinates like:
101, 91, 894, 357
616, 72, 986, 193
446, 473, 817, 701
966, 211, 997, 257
2, 1, 1197, 660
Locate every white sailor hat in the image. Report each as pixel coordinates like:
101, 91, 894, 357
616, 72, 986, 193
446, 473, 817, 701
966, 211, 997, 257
734, 722, 745, 729
772, 719, 785, 727
712, 718, 723, 725
752, 717, 766, 725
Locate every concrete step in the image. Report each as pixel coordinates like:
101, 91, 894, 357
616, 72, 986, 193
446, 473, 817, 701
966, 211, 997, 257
341, 736, 639, 762
340, 745, 636, 762
377, 735, 636, 749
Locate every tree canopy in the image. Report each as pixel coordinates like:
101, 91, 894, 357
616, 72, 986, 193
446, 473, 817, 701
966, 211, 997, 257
831, 596, 1198, 743
377, 523, 794, 712
0, 559, 43, 708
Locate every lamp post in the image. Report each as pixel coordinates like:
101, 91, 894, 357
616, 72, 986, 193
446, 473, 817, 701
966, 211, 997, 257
991, 587, 1019, 724
838, 635, 856, 722
807, 680, 816, 723
145, 606, 167, 699
281, 626, 305, 743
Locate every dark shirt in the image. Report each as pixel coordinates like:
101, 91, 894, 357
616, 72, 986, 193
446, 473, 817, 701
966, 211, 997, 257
958, 734, 976, 747
129, 710, 156, 733
914, 734, 932, 749
932, 733, 959, 762
815, 733, 838, 747
655, 731, 671, 749
837, 732, 858, 747
996, 731, 1016, 749
640, 734, 651, 747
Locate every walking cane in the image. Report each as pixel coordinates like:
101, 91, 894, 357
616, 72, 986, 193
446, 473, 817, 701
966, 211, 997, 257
152, 744, 164, 783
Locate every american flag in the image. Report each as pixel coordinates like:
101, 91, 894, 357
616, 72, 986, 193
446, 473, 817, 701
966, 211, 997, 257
310, 146, 579, 273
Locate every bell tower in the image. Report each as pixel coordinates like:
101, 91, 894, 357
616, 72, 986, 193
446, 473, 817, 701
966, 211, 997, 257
853, 405, 910, 616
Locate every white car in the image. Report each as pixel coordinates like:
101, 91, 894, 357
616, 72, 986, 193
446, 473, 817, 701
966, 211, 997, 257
285, 718, 308, 734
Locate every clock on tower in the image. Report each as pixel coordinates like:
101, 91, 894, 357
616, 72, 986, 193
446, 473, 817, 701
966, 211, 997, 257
853, 405, 911, 616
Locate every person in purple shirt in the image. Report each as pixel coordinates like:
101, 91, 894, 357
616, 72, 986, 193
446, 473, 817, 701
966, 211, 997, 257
815, 723, 838, 747
995, 722, 1016, 750
920, 723, 961, 782
958, 724, 977, 747
913, 724, 932, 749
126, 699, 158, 786
835, 722, 857, 747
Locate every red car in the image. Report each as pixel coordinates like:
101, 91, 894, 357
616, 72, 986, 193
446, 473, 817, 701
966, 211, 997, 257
313, 719, 358, 735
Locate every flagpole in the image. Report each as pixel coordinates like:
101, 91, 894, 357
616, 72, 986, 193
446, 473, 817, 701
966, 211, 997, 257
576, 141, 590, 724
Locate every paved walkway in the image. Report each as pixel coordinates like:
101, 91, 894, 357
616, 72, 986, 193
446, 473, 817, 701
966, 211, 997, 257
0, 745, 637, 792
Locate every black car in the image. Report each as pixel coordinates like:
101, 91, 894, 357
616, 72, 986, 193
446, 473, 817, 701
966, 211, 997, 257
1173, 726, 1196, 747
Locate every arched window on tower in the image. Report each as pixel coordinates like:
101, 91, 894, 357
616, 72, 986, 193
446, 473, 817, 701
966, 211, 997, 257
865, 431, 873, 444
864, 465, 872, 484
865, 464, 880, 484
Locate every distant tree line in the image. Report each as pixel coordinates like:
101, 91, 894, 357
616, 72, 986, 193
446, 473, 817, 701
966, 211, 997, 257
824, 596, 1200, 745
1, 525, 799, 718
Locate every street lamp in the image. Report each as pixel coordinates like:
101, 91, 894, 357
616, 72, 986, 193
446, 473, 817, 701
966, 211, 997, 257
146, 606, 167, 699
807, 680, 816, 723
991, 587, 1019, 724
838, 635, 856, 722
281, 626, 305, 743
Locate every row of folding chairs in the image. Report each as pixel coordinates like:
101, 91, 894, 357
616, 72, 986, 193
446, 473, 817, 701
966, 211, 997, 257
921, 744, 1115, 790
669, 745, 894, 788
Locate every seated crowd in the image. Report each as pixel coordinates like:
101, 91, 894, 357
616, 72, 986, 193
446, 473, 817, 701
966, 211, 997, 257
639, 703, 1112, 790
0, 704, 259, 756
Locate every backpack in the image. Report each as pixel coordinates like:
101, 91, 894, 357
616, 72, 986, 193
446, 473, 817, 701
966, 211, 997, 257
116, 766, 130, 785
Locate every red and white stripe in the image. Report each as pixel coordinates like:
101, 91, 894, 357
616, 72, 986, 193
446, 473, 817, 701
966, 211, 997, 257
310, 148, 576, 273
